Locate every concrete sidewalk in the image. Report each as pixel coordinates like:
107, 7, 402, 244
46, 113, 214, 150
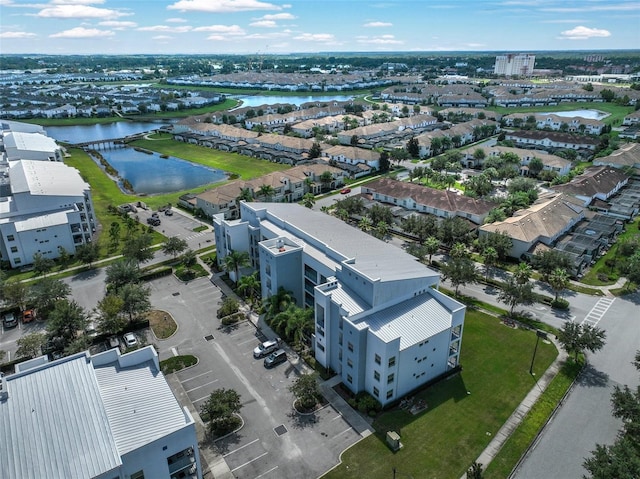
461, 337, 569, 478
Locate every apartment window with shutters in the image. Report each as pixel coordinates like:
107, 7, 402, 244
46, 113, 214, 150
347, 342, 353, 352
374, 354, 381, 365
373, 387, 379, 397
388, 356, 396, 367
387, 373, 394, 384
374, 370, 380, 381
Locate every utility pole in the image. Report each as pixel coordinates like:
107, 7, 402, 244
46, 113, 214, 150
530, 330, 548, 375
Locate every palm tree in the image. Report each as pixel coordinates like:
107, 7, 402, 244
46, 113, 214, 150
359, 216, 373, 233
514, 262, 533, 285
284, 306, 314, 351
258, 184, 275, 202
237, 272, 260, 310
375, 221, 389, 241
223, 250, 250, 283
482, 247, 498, 282
237, 187, 253, 203
424, 236, 440, 265
263, 287, 294, 323
302, 193, 316, 209
549, 268, 570, 302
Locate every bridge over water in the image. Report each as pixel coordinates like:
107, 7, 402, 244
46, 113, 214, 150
71, 132, 147, 150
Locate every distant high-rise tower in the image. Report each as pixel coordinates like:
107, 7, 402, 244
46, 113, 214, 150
494, 54, 536, 77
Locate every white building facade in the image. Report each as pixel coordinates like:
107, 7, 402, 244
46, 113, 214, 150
0, 160, 95, 268
214, 203, 465, 406
0, 347, 202, 479
494, 54, 536, 77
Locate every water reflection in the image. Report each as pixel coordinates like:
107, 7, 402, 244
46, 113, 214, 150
94, 147, 226, 195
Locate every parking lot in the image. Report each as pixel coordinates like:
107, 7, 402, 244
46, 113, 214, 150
133, 207, 212, 250
148, 275, 363, 478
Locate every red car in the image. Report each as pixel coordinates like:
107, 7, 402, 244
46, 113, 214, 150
340, 187, 351, 194
22, 309, 36, 323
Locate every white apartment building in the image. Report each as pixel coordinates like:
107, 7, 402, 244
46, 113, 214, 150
0, 160, 95, 268
494, 54, 536, 77
2, 130, 63, 162
214, 203, 465, 406
0, 347, 202, 479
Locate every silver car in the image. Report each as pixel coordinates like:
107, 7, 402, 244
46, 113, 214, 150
253, 338, 281, 359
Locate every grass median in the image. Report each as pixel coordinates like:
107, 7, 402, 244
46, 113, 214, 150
322, 309, 558, 479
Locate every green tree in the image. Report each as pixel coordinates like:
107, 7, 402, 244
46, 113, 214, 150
319, 171, 333, 191
119, 282, 151, 321
528, 157, 545, 177
263, 287, 294, 323
29, 277, 71, 317
106, 260, 140, 293
32, 252, 54, 277
532, 250, 573, 282
308, 141, 322, 159
423, 236, 440, 264
238, 271, 260, 310
549, 268, 570, 302
162, 236, 188, 259
481, 246, 498, 282
2, 280, 28, 311
123, 234, 154, 266
513, 262, 533, 285
379, 151, 390, 172
57, 246, 71, 270
200, 388, 243, 436
484, 208, 506, 224
477, 231, 513, 261
258, 184, 275, 201
558, 322, 606, 362
441, 257, 476, 295
223, 249, 250, 283
108, 221, 121, 249
359, 216, 373, 233
237, 187, 253, 203
75, 242, 100, 269
438, 216, 472, 247
466, 461, 484, 479
47, 299, 87, 348
95, 294, 127, 335
275, 304, 313, 349
16, 332, 47, 359
289, 372, 321, 410
498, 276, 534, 316
406, 137, 420, 157
302, 192, 316, 209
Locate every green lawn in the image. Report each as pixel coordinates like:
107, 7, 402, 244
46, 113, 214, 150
322, 310, 557, 479
487, 102, 634, 127
127, 135, 290, 180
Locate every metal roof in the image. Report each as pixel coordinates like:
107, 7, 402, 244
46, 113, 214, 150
0, 353, 121, 479
354, 290, 453, 349
94, 359, 191, 456
10, 159, 89, 197
249, 202, 439, 283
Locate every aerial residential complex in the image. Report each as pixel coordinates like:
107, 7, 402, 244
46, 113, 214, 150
0, 347, 201, 479
0, 121, 95, 268
213, 202, 465, 407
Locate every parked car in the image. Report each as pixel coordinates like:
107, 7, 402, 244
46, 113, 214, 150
164, 209, 173, 216
253, 338, 281, 359
22, 309, 36, 323
340, 187, 351, 194
108, 336, 120, 349
147, 217, 161, 226
123, 332, 138, 348
263, 349, 287, 368
2, 312, 18, 329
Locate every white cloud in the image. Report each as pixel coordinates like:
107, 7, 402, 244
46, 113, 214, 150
37, 5, 129, 19
250, 20, 276, 27
261, 13, 295, 20
357, 34, 402, 45
193, 24, 245, 35
0, 31, 37, 38
293, 33, 336, 42
51, 0, 105, 4
99, 20, 137, 29
558, 25, 612, 40
137, 25, 192, 33
49, 26, 114, 38
542, 3, 640, 13
363, 21, 392, 27
166, 17, 187, 23
167, 0, 281, 13
153, 35, 172, 40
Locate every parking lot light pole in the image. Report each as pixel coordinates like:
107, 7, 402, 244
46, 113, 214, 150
529, 330, 548, 375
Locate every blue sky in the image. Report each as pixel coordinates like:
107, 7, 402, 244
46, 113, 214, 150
1, 0, 639, 55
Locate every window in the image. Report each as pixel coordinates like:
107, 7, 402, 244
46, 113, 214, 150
13, 258, 21, 264
347, 374, 353, 384
388, 356, 396, 367
7, 235, 15, 241
373, 387, 379, 397
347, 359, 353, 368
387, 373, 394, 384
10, 246, 18, 253
374, 371, 380, 381
386, 390, 393, 400
347, 342, 353, 352
374, 354, 381, 365
317, 344, 325, 352
131, 472, 145, 479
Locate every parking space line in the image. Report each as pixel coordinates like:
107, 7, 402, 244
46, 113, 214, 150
330, 414, 343, 422
334, 427, 353, 439
231, 452, 268, 473
238, 337, 258, 346
185, 379, 219, 393
179, 370, 214, 383
228, 327, 255, 338
192, 394, 212, 404
254, 466, 279, 478
222, 438, 259, 457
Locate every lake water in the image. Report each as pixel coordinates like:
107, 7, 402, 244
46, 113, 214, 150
95, 147, 227, 195
46, 121, 167, 144
538, 109, 608, 120
230, 94, 355, 108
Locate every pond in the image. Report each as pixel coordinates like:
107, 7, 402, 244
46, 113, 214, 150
45, 121, 169, 144
538, 109, 609, 120
93, 147, 227, 195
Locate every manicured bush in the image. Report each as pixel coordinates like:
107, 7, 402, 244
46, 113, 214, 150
217, 297, 240, 318
221, 312, 245, 325
551, 298, 570, 310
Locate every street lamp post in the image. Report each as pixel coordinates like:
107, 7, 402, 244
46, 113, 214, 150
529, 330, 548, 375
